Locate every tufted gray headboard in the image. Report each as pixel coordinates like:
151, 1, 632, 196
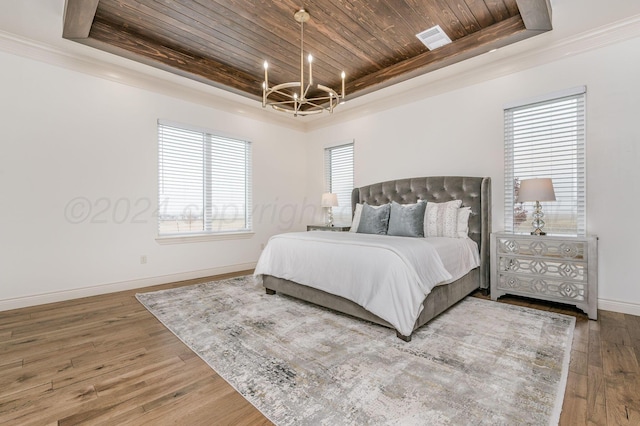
351, 176, 491, 289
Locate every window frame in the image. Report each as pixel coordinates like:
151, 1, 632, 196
156, 120, 253, 244
324, 141, 354, 225
504, 86, 586, 236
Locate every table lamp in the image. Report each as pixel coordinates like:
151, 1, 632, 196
516, 178, 556, 235
321, 193, 339, 226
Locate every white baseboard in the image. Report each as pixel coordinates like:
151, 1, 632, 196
6, 268, 638, 317
0, 262, 256, 312
598, 298, 640, 317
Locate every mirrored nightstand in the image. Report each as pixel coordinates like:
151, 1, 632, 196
491, 232, 598, 319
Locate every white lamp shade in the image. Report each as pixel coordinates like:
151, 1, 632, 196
321, 192, 339, 207
516, 178, 556, 203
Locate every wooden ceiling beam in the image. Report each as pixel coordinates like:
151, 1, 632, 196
517, 0, 553, 31
83, 19, 262, 99
63, 0, 100, 39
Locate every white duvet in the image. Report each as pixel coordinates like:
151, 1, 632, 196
254, 232, 480, 336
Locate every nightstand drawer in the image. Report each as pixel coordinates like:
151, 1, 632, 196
496, 274, 588, 302
496, 236, 589, 261
498, 256, 587, 282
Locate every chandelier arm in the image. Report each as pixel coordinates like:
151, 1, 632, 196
304, 99, 340, 109
302, 99, 339, 111
267, 89, 299, 99
297, 110, 324, 116
268, 82, 301, 93
271, 105, 323, 115
267, 100, 299, 106
315, 84, 340, 98
302, 82, 313, 99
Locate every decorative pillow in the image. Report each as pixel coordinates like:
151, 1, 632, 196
424, 200, 463, 238
456, 206, 472, 238
357, 203, 391, 235
349, 203, 363, 233
387, 201, 427, 237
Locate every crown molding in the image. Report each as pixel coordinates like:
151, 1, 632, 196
1, 13, 639, 134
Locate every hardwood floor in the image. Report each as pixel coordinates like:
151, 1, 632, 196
1, 272, 638, 425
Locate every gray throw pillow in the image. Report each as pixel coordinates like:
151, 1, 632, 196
356, 203, 390, 235
387, 201, 427, 237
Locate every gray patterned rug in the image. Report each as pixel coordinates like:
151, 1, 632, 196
136, 276, 574, 425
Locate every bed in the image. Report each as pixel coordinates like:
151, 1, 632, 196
255, 176, 491, 341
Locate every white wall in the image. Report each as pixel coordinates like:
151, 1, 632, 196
0, 50, 312, 309
305, 36, 640, 313
1, 0, 639, 315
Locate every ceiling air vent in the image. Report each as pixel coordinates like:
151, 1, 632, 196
416, 25, 452, 50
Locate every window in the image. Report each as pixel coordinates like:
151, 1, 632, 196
324, 142, 354, 224
158, 121, 252, 236
504, 87, 586, 236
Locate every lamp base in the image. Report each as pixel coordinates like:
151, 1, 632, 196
530, 201, 547, 236
325, 208, 334, 227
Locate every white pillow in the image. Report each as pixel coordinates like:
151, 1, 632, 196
424, 200, 462, 238
456, 206, 472, 238
349, 203, 363, 232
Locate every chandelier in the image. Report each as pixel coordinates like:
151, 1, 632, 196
262, 9, 345, 116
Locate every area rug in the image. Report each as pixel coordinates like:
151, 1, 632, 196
136, 276, 574, 425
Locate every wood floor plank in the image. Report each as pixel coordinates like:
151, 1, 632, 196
602, 340, 639, 377
0, 330, 12, 342
572, 316, 589, 353
0, 359, 22, 374
587, 365, 606, 407
570, 349, 589, 375
605, 375, 640, 425
0, 312, 31, 328
600, 311, 632, 346
23, 342, 96, 366
53, 348, 150, 390
1, 356, 73, 397
559, 391, 587, 425
0, 382, 53, 422
57, 360, 217, 425
588, 326, 603, 368
566, 370, 587, 399
625, 314, 640, 342
0, 378, 97, 425
0, 311, 153, 361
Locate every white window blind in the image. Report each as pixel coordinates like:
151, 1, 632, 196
504, 87, 586, 236
324, 142, 354, 224
158, 121, 252, 235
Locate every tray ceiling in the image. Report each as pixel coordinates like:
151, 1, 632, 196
63, 0, 552, 105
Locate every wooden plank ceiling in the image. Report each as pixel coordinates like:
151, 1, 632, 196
63, 0, 551, 106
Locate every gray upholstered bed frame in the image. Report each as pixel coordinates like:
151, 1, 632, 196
263, 176, 491, 341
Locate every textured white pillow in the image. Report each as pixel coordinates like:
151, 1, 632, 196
349, 203, 363, 232
456, 206, 472, 238
424, 200, 463, 237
